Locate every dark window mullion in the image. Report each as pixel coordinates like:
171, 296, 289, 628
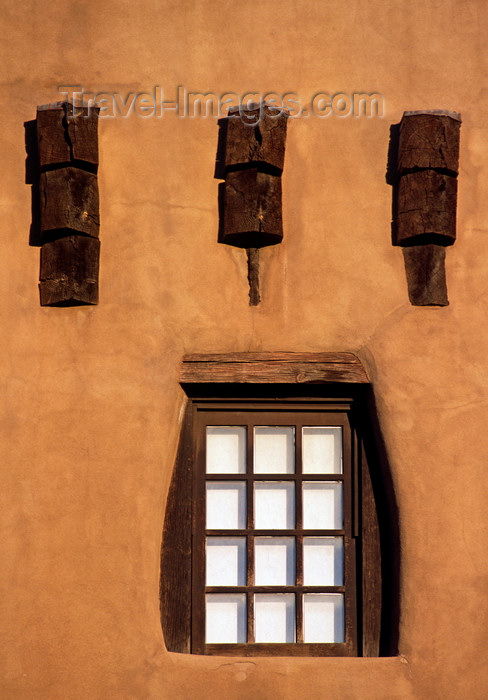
247, 424, 254, 644
193, 418, 209, 653
247, 531, 254, 643
247, 591, 255, 643
296, 423, 303, 527
295, 423, 303, 642
342, 419, 353, 538
248, 423, 254, 528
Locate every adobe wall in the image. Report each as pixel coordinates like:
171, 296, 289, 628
1, 1, 487, 698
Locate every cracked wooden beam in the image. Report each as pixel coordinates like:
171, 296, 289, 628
224, 105, 288, 173
35, 101, 100, 306
398, 110, 461, 174
396, 170, 457, 245
39, 235, 100, 306
394, 110, 461, 306
40, 167, 100, 240
37, 102, 99, 168
216, 104, 288, 305
222, 169, 282, 248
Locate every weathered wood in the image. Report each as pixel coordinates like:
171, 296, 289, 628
160, 403, 193, 653
361, 446, 382, 657
402, 244, 448, 306
224, 106, 288, 172
398, 111, 461, 174
183, 351, 361, 363
37, 102, 99, 167
39, 235, 100, 306
247, 248, 261, 306
204, 643, 354, 657
180, 352, 369, 384
40, 167, 100, 239
396, 170, 457, 245
222, 169, 283, 248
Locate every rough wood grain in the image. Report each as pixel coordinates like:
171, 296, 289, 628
40, 167, 100, 239
160, 403, 193, 653
396, 170, 457, 245
181, 353, 369, 384
37, 103, 99, 167
183, 352, 361, 362
361, 446, 382, 657
39, 235, 100, 306
222, 169, 283, 248
398, 112, 460, 174
402, 244, 448, 306
224, 107, 288, 172
247, 247, 261, 305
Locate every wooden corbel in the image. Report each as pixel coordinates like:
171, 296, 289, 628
216, 104, 288, 305
36, 102, 100, 306
393, 110, 461, 306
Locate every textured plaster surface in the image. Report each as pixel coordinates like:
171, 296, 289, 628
1, 1, 488, 698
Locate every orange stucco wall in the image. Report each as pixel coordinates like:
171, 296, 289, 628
1, 1, 488, 698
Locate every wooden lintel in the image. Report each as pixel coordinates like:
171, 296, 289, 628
180, 352, 369, 384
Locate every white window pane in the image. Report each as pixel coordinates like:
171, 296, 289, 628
206, 594, 246, 643
254, 594, 295, 642
254, 427, 295, 474
303, 594, 344, 643
302, 482, 343, 529
206, 538, 246, 586
255, 538, 295, 585
302, 427, 343, 474
206, 482, 246, 529
303, 537, 343, 586
206, 427, 246, 474
254, 482, 295, 529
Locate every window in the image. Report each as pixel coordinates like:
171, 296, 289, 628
161, 354, 399, 657
193, 405, 355, 655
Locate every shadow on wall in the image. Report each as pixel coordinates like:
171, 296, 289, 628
24, 118, 41, 247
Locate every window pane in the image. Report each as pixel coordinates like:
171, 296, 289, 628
303, 594, 344, 643
254, 427, 295, 474
302, 427, 343, 474
206, 427, 246, 474
206, 482, 246, 529
302, 482, 343, 529
254, 594, 295, 642
255, 538, 295, 585
254, 482, 295, 529
206, 594, 247, 643
206, 537, 246, 586
303, 537, 343, 586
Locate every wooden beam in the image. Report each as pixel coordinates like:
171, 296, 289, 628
39, 235, 100, 306
180, 352, 369, 384
398, 111, 461, 174
37, 102, 99, 167
224, 107, 288, 173
402, 244, 448, 306
396, 170, 457, 245
39, 167, 99, 240
222, 169, 283, 248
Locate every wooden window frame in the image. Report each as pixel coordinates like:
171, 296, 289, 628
161, 353, 399, 657
192, 401, 357, 656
